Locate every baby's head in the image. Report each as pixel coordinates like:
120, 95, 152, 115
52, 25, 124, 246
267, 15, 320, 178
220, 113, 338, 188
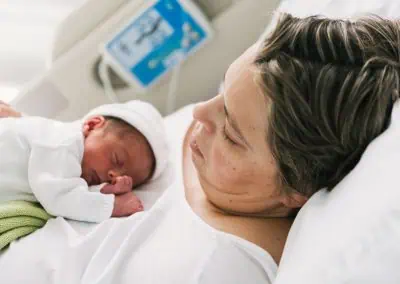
80, 101, 167, 188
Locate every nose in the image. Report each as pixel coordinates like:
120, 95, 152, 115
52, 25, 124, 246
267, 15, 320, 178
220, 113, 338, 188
108, 169, 122, 184
193, 96, 221, 134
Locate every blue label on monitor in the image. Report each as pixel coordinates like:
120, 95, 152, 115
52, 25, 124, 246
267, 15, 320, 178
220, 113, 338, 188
106, 0, 208, 88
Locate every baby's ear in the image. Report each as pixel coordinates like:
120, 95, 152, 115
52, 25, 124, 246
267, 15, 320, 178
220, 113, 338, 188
82, 116, 106, 137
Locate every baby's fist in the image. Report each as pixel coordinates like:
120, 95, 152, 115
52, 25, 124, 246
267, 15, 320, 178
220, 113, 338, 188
114, 176, 133, 190
101, 176, 133, 195
112, 191, 143, 217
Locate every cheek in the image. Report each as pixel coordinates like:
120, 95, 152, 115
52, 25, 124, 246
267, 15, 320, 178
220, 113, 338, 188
83, 141, 108, 168
209, 143, 249, 184
209, 143, 274, 192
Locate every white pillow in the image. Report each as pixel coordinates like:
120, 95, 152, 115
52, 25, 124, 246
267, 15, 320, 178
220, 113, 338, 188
267, 1, 400, 283
276, 0, 400, 18
275, 104, 400, 283
261, 0, 400, 39
277, 100, 400, 283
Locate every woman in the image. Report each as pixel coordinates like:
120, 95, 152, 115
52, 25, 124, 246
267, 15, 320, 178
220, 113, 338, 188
0, 13, 398, 283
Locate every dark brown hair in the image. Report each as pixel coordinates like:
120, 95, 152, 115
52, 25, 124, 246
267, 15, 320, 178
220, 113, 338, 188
254, 13, 400, 196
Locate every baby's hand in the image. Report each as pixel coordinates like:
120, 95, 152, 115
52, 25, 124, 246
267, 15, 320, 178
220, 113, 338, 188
112, 191, 144, 217
0, 101, 22, 118
100, 176, 133, 195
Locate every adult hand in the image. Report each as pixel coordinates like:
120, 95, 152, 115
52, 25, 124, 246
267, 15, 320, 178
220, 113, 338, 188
0, 101, 22, 118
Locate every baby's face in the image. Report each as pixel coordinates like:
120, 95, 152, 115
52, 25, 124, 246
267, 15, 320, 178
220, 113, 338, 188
81, 116, 154, 188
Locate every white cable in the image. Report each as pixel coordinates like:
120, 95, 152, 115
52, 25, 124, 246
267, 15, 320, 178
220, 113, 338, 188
98, 58, 120, 103
166, 64, 181, 114
164, 2, 194, 114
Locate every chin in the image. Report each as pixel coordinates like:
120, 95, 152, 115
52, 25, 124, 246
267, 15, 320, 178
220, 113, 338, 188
80, 171, 90, 185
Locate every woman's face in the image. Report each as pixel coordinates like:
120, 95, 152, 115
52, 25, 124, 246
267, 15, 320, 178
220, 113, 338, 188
191, 46, 306, 217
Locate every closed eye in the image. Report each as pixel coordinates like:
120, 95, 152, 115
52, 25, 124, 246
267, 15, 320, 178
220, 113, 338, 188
221, 122, 237, 145
113, 153, 123, 167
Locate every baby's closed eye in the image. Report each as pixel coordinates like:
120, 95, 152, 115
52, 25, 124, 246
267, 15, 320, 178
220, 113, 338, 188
112, 152, 125, 167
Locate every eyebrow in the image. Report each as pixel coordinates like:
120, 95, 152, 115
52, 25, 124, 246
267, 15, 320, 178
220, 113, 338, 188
223, 104, 251, 148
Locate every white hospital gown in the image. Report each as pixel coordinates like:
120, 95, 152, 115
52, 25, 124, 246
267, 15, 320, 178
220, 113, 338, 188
0, 106, 277, 284
0, 117, 114, 222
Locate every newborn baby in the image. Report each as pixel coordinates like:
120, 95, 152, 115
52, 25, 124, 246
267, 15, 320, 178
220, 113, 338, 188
0, 100, 167, 222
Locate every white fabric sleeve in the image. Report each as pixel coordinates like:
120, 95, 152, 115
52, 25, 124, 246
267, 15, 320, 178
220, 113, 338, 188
88, 184, 107, 193
197, 243, 274, 284
28, 144, 114, 223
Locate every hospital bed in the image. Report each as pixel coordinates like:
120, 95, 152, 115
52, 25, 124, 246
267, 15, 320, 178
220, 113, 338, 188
7, 0, 400, 283
11, 0, 280, 120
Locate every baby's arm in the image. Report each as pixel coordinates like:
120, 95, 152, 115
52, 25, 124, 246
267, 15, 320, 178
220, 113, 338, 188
28, 144, 115, 223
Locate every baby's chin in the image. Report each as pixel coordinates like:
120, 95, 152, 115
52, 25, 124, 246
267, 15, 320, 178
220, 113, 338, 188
80, 172, 91, 185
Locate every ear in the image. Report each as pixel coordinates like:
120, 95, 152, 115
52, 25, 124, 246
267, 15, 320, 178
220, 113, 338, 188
281, 191, 308, 209
82, 116, 106, 137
